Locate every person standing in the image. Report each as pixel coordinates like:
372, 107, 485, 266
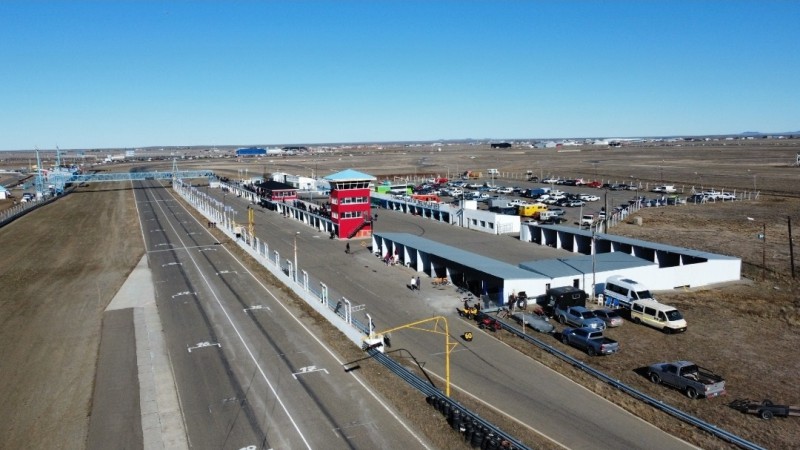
345, 242, 350, 254
409, 276, 416, 290
416, 276, 421, 292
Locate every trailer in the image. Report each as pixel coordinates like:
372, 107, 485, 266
729, 399, 800, 420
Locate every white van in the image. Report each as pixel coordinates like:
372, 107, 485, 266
630, 299, 687, 333
603, 276, 655, 309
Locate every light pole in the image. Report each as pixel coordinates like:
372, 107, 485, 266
591, 227, 597, 303
293, 231, 300, 282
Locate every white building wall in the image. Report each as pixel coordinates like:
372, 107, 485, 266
503, 278, 551, 303
461, 208, 520, 235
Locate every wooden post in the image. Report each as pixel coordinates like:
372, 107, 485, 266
762, 223, 766, 281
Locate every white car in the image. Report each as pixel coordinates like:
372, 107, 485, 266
580, 194, 600, 202
496, 187, 513, 194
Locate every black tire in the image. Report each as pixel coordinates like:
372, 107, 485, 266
762, 399, 774, 406
649, 373, 661, 384
517, 298, 527, 310
633, 317, 641, 324
561, 335, 569, 345
760, 409, 774, 420
466, 314, 474, 320
587, 347, 597, 356
686, 387, 699, 399
662, 326, 672, 334
558, 315, 566, 325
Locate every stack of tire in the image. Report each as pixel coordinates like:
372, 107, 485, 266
425, 394, 520, 449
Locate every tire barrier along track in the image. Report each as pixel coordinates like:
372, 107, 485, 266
477, 310, 765, 450
368, 349, 529, 450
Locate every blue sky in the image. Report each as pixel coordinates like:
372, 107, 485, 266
1, 1, 798, 150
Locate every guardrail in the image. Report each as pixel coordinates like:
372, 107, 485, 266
477, 309, 765, 450
368, 349, 529, 450
0, 189, 71, 228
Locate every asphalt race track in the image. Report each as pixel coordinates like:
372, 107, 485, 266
134, 180, 429, 449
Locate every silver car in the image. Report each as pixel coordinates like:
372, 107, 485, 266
511, 312, 555, 334
594, 308, 624, 328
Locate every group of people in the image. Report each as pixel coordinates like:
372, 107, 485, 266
409, 275, 422, 291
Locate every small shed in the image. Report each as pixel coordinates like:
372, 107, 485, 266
0, 186, 9, 200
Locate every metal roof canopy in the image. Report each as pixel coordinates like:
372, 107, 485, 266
537, 224, 738, 261
375, 232, 547, 281
324, 169, 377, 182
519, 252, 654, 278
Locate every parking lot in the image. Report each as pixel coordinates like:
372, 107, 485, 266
414, 176, 743, 229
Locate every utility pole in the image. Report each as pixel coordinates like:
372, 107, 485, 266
789, 216, 795, 279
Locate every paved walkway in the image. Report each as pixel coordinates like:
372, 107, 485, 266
91, 254, 188, 450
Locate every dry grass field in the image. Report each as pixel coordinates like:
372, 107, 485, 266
0, 140, 798, 449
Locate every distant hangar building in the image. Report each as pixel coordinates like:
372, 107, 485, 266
236, 147, 267, 157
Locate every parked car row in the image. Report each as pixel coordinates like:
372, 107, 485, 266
531, 283, 723, 399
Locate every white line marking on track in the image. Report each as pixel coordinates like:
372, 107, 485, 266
152, 191, 314, 449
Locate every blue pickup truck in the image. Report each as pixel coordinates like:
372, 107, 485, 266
555, 306, 606, 331
560, 328, 620, 356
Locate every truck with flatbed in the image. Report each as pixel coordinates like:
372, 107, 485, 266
647, 361, 726, 399
730, 399, 800, 420
560, 328, 619, 356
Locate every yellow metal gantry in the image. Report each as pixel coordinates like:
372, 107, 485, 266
368, 316, 458, 397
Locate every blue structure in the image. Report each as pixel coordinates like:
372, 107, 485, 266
236, 147, 267, 157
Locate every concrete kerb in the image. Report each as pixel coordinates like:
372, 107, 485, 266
174, 182, 367, 347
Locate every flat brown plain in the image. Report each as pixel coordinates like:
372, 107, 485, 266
0, 140, 798, 449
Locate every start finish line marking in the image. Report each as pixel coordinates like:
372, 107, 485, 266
292, 365, 329, 379
188, 341, 221, 353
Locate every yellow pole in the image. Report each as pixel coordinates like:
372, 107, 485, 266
444, 318, 450, 397
248, 207, 255, 240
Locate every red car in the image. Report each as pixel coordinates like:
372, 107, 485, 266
587, 181, 603, 188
